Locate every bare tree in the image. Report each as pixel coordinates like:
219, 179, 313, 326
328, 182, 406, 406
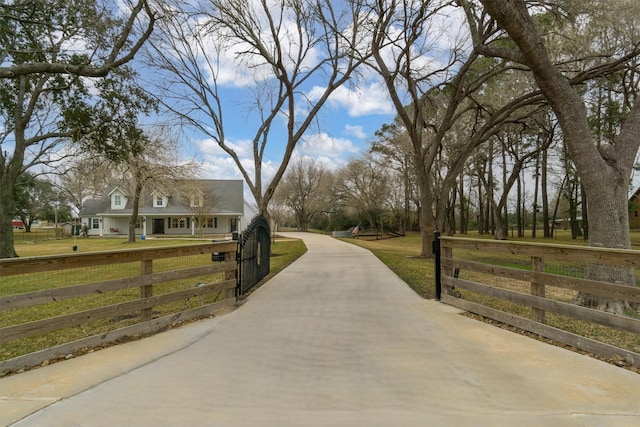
57, 155, 114, 214
274, 158, 332, 232
371, 122, 420, 233
334, 153, 390, 232
116, 132, 200, 243
182, 183, 220, 238
147, 0, 370, 219
366, 0, 468, 255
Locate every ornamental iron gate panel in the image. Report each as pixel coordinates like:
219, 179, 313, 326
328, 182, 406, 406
237, 215, 271, 295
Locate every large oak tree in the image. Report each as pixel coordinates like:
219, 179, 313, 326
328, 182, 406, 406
478, 0, 640, 311
148, 0, 370, 220
0, 0, 155, 258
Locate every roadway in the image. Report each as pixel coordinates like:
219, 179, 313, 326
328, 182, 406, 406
1, 232, 639, 426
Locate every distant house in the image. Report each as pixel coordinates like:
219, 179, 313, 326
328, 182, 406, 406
78, 179, 244, 237
61, 222, 77, 236
630, 188, 640, 229
241, 200, 259, 230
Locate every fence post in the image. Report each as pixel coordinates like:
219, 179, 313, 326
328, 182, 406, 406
235, 236, 242, 296
433, 230, 441, 301
225, 249, 237, 300
140, 259, 153, 322
531, 256, 546, 323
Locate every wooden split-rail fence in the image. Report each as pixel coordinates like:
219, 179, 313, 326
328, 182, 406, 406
0, 242, 237, 375
434, 235, 640, 368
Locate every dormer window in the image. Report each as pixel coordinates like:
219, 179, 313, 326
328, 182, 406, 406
109, 188, 127, 210
190, 193, 203, 207
155, 194, 165, 207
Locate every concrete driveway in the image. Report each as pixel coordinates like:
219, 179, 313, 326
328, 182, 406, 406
2, 232, 639, 426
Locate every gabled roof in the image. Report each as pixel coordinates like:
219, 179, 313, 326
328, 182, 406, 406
107, 186, 128, 197
79, 179, 244, 216
80, 198, 109, 216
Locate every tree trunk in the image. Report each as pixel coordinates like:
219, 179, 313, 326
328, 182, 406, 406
542, 148, 551, 238
570, 181, 582, 240
516, 173, 523, 237
0, 184, 18, 258
477, 164, 484, 235
404, 163, 411, 234
448, 186, 457, 235
581, 183, 589, 241
127, 180, 144, 243
419, 177, 435, 258
494, 210, 508, 240
0, 93, 27, 258
573, 183, 635, 312
459, 176, 467, 234
531, 151, 540, 238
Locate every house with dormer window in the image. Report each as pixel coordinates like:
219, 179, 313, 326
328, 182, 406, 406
79, 179, 244, 237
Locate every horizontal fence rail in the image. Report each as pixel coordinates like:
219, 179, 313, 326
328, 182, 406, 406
437, 237, 640, 368
0, 242, 238, 375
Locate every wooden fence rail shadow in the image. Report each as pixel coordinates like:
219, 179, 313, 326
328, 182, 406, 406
439, 237, 640, 368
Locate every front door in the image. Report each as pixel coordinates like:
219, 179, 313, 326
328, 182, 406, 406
152, 218, 165, 234
230, 218, 237, 232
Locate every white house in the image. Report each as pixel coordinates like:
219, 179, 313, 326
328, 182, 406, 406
79, 179, 244, 238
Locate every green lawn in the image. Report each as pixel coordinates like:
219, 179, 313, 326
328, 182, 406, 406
12, 234, 206, 257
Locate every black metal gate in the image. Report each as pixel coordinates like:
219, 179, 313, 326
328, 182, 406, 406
237, 215, 271, 295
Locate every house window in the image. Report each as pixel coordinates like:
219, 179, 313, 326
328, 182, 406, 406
170, 217, 190, 229
92, 218, 100, 229
635, 211, 638, 218
214, 217, 218, 228
156, 196, 164, 207
114, 194, 122, 206
202, 217, 214, 228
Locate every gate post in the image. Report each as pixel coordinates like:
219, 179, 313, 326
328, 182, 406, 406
235, 234, 242, 297
433, 230, 442, 301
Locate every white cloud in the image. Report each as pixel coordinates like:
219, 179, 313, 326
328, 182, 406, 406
195, 138, 248, 179
307, 80, 394, 117
344, 125, 367, 139
195, 137, 279, 204
196, 137, 253, 159
296, 133, 361, 170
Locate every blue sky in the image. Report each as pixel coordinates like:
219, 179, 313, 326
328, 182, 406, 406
187, 80, 397, 182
